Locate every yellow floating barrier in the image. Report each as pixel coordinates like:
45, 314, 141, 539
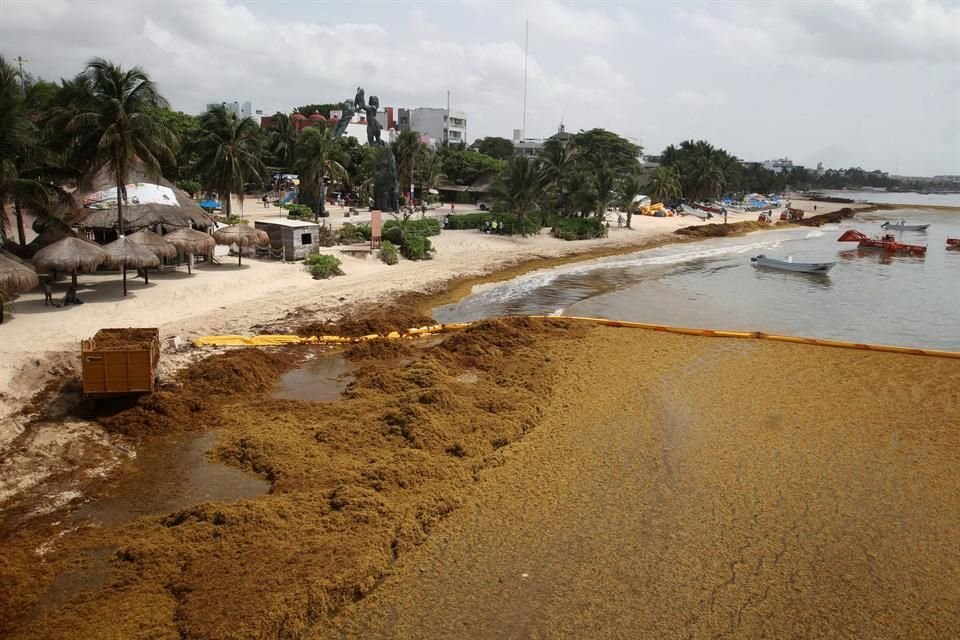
192, 316, 960, 359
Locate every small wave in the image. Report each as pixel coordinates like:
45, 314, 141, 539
805, 230, 824, 238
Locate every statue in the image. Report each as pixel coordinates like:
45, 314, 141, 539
330, 86, 398, 212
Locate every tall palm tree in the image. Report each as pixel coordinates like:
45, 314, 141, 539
267, 112, 297, 172
618, 174, 644, 229
416, 148, 447, 196
392, 130, 424, 198
690, 155, 725, 200
192, 104, 265, 219
53, 58, 175, 235
648, 166, 682, 203
593, 165, 616, 219
490, 156, 542, 232
293, 125, 347, 220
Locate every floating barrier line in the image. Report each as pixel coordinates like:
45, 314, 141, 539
192, 317, 960, 360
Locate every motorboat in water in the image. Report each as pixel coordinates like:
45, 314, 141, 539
750, 255, 836, 274
881, 221, 930, 232
947, 238, 960, 249
837, 230, 927, 255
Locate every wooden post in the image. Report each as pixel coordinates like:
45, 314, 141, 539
122, 265, 128, 296
371, 210, 382, 249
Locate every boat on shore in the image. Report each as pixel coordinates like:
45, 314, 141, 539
751, 255, 836, 274
838, 230, 927, 255
947, 238, 960, 249
881, 221, 930, 232
681, 204, 712, 219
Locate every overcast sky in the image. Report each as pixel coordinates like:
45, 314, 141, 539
2, 0, 958, 176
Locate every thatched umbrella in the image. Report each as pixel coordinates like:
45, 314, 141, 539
0, 253, 40, 324
103, 236, 160, 296
162, 228, 216, 275
126, 229, 177, 284
33, 237, 108, 288
212, 224, 269, 265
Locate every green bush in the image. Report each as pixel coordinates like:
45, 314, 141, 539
551, 217, 607, 241
338, 223, 371, 245
176, 179, 201, 197
285, 204, 315, 221
222, 214, 247, 225
383, 217, 440, 237
304, 253, 343, 279
382, 225, 404, 247
446, 212, 542, 236
378, 240, 399, 265
316, 225, 337, 247
401, 235, 434, 261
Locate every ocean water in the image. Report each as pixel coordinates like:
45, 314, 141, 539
434, 208, 960, 350
820, 190, 960, 207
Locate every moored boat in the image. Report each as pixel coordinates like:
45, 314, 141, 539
838, 230, 927, 255
881, 221, 930, 232
751, 255, 836, 274
681, 204, 711, 219
947, 238, 960, 249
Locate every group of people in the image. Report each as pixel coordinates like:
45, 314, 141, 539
42, 280, 83, 307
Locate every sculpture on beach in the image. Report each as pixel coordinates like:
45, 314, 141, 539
334, 86, 397, 212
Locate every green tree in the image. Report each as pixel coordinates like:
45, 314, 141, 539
147, 106, 201, 181
593, 165, 617, 219
569, 128, 642, 174
440, 148, 505, 185
266, 112, 297, 173
618, 174, 644, 229
293, 103, 342, 117
192, 103, 265, 219
416, 148, 448, 195
293, 125, 347, 220
490, 156, 542, 231
392, 130, 426, 197
472, 136, 514, 160
52, 58, 175, 235
647, 166, 682, 203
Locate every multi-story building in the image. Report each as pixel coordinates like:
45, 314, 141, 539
207, 100, 253, 119
399, 107, 467, 146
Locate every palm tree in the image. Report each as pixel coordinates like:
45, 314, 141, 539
392, 130, 424, 199
293, 125, 347, 220
690, 155, 725, 200
192, 104, 265, 219
618, 175, 644, 229
266, 112, 297, 172
53, 58, 175, 235
593, 165, 616, 219
647, 166, 682, 203
490, 156, 542, 232
416, 148, 447, 199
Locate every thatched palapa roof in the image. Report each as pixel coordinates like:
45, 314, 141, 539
33, 237, 108, 273
0, 253, 40, 293
102, 236, 161, 269
213, 224, 269, 248
163, 228, 216, 254
77, 165, 214, 231
127, 229, 177, 259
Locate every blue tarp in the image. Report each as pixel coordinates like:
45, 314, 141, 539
199, 199, 222, 210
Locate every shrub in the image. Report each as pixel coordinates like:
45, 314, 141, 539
383, 217, 440, 237
382, 225, 404, 247
304, 253, 343, 279
446, 212, 542, 236
316, 225, 337, 247
285, 204, 315, 221
221, 214, 247, 225
401, 235, 433, 261
338, 223, 371, 245
551, 217, 607, 241
378, 240, 399, 265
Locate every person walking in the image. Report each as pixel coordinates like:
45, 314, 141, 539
43, 279, 53, 306
450, 202, 455, 215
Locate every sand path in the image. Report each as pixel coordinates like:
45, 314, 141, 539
323, 329, 960, 639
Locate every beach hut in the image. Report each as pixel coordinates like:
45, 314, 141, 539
254, 218, 319, 260
76, 165, 215, 234
32, 237, 108, 288
126, 229, 177, 283
212, 224, 269, 265
102, 236, 161, 296
0, 253, 40, 324
162, 228, 216, 274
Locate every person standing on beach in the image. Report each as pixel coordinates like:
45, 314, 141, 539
43, 279, 53, 306
723, 208, 728, 224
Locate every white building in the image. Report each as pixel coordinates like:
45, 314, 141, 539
407, 107, 467, 146
762, 158, 795, 174
206, 100, 253, 119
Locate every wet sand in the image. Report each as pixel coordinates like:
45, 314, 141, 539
323, 328, 960, 639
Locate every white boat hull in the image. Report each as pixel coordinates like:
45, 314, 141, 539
751, 255, 835, 274
881, 222, 930, 231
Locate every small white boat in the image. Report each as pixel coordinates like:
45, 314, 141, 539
881, 221, 930, 231
681, 204, 711, 219
751, 254, 836, 274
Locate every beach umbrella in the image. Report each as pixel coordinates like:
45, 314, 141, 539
162, 228, 216, 275
126, 229, 177, 284
0, 253, 40, 325
212, 224, 269, 266
33, 237, 108, 288
102, 236, 161, 297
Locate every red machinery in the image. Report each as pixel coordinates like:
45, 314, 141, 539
838, 230, 927, 255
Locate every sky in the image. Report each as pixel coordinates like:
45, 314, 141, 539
1, 0, 958, 176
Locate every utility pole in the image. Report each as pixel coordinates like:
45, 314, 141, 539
522, 19, 528, 139
15, 56, 28, 98
446, 90, 450, 146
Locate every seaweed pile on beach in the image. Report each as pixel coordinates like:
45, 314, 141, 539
674, 220, 772, 237
0, 317, 585, 639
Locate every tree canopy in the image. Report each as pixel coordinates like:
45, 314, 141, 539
471, 136, 515, 161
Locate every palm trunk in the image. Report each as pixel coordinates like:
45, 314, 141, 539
115, 154, 125, 237
626, 210, 633, 229
225, 192, 232, 219
122, 265, 127, 296
13, 198, 27, 248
